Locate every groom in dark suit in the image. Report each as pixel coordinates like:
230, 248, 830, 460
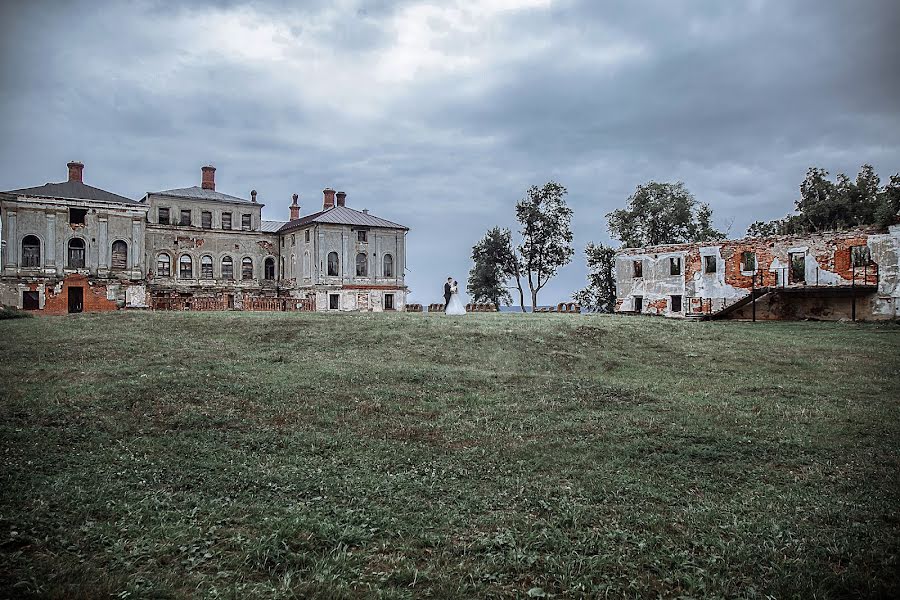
443, 277, 453, 306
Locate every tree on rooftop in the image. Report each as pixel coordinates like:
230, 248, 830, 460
606, 181, 723, 247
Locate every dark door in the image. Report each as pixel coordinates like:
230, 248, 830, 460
789, 252, 806, 284
68, 287, 84, 313
226, 294, 235, 309
23, 291, 40, 310
634, 296, 643, 312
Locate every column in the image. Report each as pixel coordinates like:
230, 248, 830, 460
131, 218, 142, 275
45, 211, 57, 270
98, 214, 109, 271
6, 210, 16, 267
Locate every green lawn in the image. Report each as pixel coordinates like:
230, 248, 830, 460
1, 312, 898, 599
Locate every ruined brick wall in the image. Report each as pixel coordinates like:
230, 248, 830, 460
41, 274, 119, 315
614, 225, 899, 321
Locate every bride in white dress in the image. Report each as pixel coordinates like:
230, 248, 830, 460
445, 280, 466, 315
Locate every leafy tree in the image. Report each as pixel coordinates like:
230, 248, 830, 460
469, 181, 574, 312
747, 165, 899, 236
573, 243, 616, 312
515, 182, 575, 311
467, 227, 516, 306
606, 181, 723, 247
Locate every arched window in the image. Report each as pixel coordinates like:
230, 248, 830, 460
21, 235, 40, 268
68, 238, 86, 268
179, 254, 193, 279
111, 240, 128, 270
327, 252, 339, 276
303, 252, 310, 277
242, 257, 253, 280
356, 252, 367, 277
200, 255, 213, 279
264, 257, 275, 280
157, 253, 171, 277
221, 256, 234, 280
383, 253, 394, 278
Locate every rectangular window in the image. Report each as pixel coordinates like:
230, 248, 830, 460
384, 294, 394, 310
358, 230, 367, 243
633, 260, 643, 278
222, 213, 232, 230
669, 257, 682, 276
741, 251, 757, 272
329, 294, 340, 310
241, 214, 251, 231
69, 208, 87, 225
201, 260, 213, 279
789, 252, 806, 283
201, 211, 212, 229
291, 234, 296, 246
180, 209, 191, 226
671, 294, 682, 312
280, 236, 285, 247
158, 207, 170, 225
633, 296, 643, 312
703, 255, 717, 274
851, 245, 870, 267
305, 230, 310, 243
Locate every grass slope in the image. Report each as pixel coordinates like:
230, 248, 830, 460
1, 312, 898, 599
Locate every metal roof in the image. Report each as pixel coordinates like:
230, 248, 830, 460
279, 206, 408, 232
150, 186, 261, 206
259, 220, 286, 233
2, 180, 138, 205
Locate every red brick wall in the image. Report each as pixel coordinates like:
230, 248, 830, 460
42, 274, 119, 315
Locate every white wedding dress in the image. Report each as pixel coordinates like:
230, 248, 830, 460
445, 287, 466, 315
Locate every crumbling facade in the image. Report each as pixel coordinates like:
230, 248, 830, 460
0, 162, 408, 314
614, 226, 900, 321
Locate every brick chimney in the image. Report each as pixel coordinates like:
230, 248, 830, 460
290, 193, 300, 220
201, 165, 216, 190
336, 191, 346, 207
323, 188, 336, 210
67, 161, 84, 183
251, 189, 258, 203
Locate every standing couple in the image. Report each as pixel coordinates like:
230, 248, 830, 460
443, 277, 466, 315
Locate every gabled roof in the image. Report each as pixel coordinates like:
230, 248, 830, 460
149, 186, 261, 206
2, 180, 138, 205
278, 205, 408, 232
260, 220, 286, 233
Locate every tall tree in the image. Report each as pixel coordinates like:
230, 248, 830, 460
515, 181, 575, 311
467, 227, 516, 307
606, 181, 723, 247
747, 165, 899, 236
573, 243, 616, 313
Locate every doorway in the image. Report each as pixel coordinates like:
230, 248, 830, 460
23, 291, 39, 310
68, 287, 84, 313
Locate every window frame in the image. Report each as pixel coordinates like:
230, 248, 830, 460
111, 240, 128, 271
221, 256, 234, 280
851, 245, 871, 268
669, 257, 682, 276
157, 253, 171, 277
179, 254, 193, 279
200, 255, 214, 279
21, 235, 41, 268
357, 230, 368, 243
67, 238, 86, 269
703, 255, 717, 275
241, 257, 254, 280
384, 293, 395, 311
329, 294, 340, 310
180, 209, 192, 227
264, 257, 275, 280
327, 251, 339, 277
633, 260, 643, 278
158, 207, 170, 225
383, 253, 394, 277
69, 208, 87, 225
201, 211, 212, 229
305, 230, 310, 243
355, 252, 368, 277
241, 214, 252, 231
741, 251, 757, 273
222, 212, 232, 230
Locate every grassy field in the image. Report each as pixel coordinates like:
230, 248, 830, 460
1, 312, 898, 599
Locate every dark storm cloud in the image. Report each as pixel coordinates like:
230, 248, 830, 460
1, 0, 898, 303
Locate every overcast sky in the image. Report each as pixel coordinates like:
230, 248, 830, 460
1, 0, 898, 304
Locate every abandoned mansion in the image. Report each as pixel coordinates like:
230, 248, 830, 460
0, 162, 408, 314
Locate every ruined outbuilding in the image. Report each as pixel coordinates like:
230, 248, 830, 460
614, 226, 900, 321
1, 162, 408, 314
